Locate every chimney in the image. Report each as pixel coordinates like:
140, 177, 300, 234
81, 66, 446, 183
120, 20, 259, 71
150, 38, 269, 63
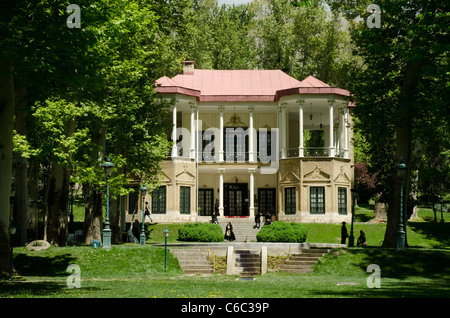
182, 61, 195, 75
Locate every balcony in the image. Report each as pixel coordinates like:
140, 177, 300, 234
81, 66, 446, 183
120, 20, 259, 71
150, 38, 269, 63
167, 147, 348, 163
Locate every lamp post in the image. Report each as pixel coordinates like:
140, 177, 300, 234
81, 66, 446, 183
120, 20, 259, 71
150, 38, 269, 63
102, 156, 114, 250
349, 187, 357, 247
9, 224, 16, 280
163, 227, 169, 271
396, 157, 407, 250
140, 184, 148, 246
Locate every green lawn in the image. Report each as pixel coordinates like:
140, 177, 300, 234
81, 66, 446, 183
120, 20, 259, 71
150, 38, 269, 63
2, 245, 449, 298
2, 205, 449, 298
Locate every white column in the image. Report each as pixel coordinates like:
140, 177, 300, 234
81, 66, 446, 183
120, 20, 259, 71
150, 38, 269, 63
171, 104, 177, 159
281, 103, 287, 158
249, 168, 256, 217
328, 99, 335, 157
297, 99, 304, 157
219, 106, 224, 163
218, 168, 225, 215
189, 102, 196, 160
344, 106, 349, 159
248, 106, 255, 162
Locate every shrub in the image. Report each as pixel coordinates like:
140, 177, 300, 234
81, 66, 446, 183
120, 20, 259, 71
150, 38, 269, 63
177, 222, 223, 242
256, 221, 307, 243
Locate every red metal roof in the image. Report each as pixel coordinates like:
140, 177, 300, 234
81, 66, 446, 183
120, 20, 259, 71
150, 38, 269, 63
155, 69, 350, 102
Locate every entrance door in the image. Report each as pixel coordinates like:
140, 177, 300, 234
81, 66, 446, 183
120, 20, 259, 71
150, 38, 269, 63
258, 188, 276, 215
224, 183, 248, 216
198, 189, 214, 216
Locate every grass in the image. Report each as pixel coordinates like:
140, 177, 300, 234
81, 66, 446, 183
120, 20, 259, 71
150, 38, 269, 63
2, 204, 449, 298
2, 245, 449, 298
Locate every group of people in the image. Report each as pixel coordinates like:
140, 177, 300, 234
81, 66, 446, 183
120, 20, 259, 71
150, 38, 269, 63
254, 211, 272, 229
130, 201, 368, 246
341, 221, 367, 246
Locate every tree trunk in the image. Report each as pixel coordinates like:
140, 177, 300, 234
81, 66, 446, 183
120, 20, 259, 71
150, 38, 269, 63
0, 57, 15, 274
13, 85, 29, 246
28, 161, 40, 240
82, 183, 103, 245
373, 194, 387, 221
45, 162, 70, 246
382, 44, 423, 247
45, 118, 75, 246
82, 125, 106, 245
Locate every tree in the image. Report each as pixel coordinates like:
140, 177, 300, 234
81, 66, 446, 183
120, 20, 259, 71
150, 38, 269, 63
0, 57, 15, 275
6, 0, 173, 247
249, 0, 360, 86
328, 0, 450, 246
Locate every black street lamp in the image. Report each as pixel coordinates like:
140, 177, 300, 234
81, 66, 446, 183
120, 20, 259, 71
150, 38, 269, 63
349, 187, 357, 247
396, 157, 407, 250
102, 156, 114, 250
140, 184, 148, 246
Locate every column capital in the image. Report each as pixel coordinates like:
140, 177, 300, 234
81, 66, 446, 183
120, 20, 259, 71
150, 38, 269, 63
297, 98, 305, 106
218, 168, 225, 174
280, 102, 287, 109
248, 105, 255, 112
327, 99, 335, 106
218, 106, 225, 112
248, 167, 256, 174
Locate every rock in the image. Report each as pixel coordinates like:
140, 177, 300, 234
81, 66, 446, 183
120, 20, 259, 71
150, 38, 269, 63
26, 240, 51, 251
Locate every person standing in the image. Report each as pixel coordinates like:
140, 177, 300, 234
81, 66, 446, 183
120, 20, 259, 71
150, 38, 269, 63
255, 212, 261, 229
224, 222, 235, 242
214, 199, 220, 223
341, 221, 349, 245
144, 201, 153, 222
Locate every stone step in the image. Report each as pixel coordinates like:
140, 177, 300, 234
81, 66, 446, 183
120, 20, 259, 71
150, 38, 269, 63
283, 260, 317, 265
234, 249, 261, 277
170, 248, 214, 275
220, 221, 260, 242
279, 249, 330, 274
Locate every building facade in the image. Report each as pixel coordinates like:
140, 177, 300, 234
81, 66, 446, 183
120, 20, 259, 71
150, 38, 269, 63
128, 61, 355, 224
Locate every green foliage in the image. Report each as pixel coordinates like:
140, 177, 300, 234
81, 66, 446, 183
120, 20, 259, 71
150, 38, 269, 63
207, 252, 227, 274
257, 221, 307, 242
177, 222, 223, 242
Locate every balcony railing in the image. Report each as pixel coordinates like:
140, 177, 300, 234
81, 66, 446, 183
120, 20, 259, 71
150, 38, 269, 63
304, 147, 329, 157
168, 147, 346, 161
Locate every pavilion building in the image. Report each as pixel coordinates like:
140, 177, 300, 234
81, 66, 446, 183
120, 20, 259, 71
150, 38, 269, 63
127, 61, 355, 224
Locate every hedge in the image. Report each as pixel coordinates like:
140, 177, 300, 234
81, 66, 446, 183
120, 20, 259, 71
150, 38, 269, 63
256, 221, 307, 243
177, 222, 223, 242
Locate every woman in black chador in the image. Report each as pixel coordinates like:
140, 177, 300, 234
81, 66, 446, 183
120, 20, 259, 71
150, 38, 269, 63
341, 221, 348, 245
357, 230, 367, 247
224, 222, 236, 242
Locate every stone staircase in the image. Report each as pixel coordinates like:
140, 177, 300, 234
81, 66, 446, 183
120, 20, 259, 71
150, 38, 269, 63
219, 219, 260, 242
170, 248, 214, 274
280, 248, 330, 273
234, 249, 261, 278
